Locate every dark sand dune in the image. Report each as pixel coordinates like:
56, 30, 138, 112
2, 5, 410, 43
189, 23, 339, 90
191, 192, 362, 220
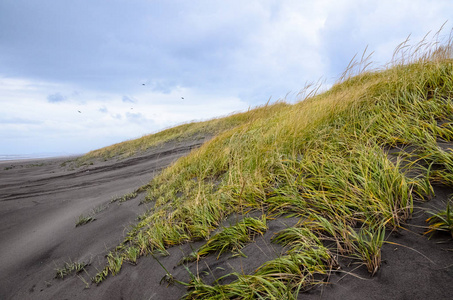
1, 136, 453, 299
0, 138, 207, 299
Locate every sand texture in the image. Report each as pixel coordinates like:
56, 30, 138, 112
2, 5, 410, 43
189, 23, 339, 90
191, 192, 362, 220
1, 136, 453, 299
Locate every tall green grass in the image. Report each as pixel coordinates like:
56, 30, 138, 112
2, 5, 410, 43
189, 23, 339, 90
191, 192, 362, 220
92, 29, 453, 296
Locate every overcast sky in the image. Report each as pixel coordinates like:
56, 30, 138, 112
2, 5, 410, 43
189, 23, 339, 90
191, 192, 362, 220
0, 1, 452, 156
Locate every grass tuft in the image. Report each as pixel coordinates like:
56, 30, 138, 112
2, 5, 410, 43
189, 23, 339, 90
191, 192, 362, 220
196, 216, 267, 259
426, 201, 453, 238
110, 191, 138, 203
55, 260, 90, 279
75, 214, 95, 227
348, 225, 386, 275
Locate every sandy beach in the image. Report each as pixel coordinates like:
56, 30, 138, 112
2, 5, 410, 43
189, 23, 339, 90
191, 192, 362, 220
1, 136, 453, 299
0, 138, 207, 299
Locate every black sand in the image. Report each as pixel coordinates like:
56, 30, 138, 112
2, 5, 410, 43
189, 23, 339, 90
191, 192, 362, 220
1, 137, 453, 299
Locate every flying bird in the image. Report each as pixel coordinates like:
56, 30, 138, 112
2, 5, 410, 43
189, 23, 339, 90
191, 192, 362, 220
181, 97, 184, 100
78, 110, 82, 113
142, 83, 146, 86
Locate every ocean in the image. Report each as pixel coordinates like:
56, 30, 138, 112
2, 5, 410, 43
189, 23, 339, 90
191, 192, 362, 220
0, 153, 79, 161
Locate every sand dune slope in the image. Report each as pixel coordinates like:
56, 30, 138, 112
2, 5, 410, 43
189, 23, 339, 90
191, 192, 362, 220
0, 138, 205, 299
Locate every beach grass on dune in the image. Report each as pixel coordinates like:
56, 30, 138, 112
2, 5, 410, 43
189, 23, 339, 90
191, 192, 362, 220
85, 29, 453, 297
55, 260, 90, 279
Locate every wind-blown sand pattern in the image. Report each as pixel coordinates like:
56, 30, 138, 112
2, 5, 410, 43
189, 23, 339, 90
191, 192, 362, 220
0, 139, 208, 299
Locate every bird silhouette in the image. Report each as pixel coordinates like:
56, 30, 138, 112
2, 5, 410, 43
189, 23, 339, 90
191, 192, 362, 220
181, 97, 184, 100
78, 110, 82, 113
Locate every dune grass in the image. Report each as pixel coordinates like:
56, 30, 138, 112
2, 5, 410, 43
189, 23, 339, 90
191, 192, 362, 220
110, 191, 138, 203
55, 260, 90, 279
88, 29, 453, 296
426, 201, 453, 238
75, 214, 95, 227
196, 216, 268, 259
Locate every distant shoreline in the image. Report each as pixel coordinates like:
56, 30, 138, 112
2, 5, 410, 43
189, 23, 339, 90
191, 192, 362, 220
0, 153, 81, 161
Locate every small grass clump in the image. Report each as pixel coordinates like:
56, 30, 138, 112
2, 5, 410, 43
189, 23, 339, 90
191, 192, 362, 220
196, 216, 267, 259
91, 203, 109, 214
348, 225, 386, 275
184, 246, 334, 299
110, 191, 138, 203
426, 201, 453, 238
106, 252, 123, 276
55, 260, 90, 279
75, 214, 95, 227
124, 246, 140, 265
26, 163, 45, 168
75, 202, 112, 227
92, 267, 109, 285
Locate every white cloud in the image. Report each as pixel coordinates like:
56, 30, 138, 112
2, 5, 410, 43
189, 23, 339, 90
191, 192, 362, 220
122, 95, 137, 103
47, 93, 67, 103
0, 76, 249, 154
318, 0, 453, 76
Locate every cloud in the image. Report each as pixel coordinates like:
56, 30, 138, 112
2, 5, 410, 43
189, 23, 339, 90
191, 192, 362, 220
2, 0, 451, 104
318, 0, 453, 77
148, 80, 176, 94
47, 93, 67, 103
0, 117, 42, 125
1, 1, 453, 156
0, 1, 328, 101
125, 112, 152, 125
122, 95, 136, 103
